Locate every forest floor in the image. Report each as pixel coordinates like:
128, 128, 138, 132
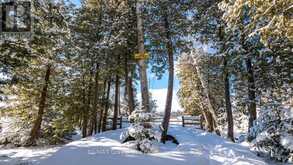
0, 125, 284, 165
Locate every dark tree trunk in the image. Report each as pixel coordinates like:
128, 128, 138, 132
102, 79, 111, 132
90, 64, 99, 135
124, 56, 129, 105
113, 55, 120, 130
124, 56, 135, 115
128, 70, 135, 114
218, 26, 233, 140
81, 99, 88, 138
118, 86, 121, 116
224, 58, 234, 142
98, 80, 107, 133
82, 73, 92, 138
246, 58, 257, 141
27, 64, 51, 146
161, 14, 174, 143
113, 74, 120, 130
81, 76, 87, 137
87, 72, 94, 136
200, 114, 204, 129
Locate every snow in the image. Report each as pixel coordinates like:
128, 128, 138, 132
0, 124, 273, 165
137, 88, 183, 112
0, 146, 61, 165
281, 134, 293, 151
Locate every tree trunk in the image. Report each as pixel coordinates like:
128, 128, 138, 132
128, 70, 135, 114
200, 114, 204, 129
102, 79, 111, 132
81, 98, 88, 138
219, 26, 233, 140
195, 62, 218, 133
204, 111, 214, 132
27, 64, 51, 146
200, 102, 214, 132
224, 58, 234, 142
91, 63, 99, 135
82, 72, 93, 138
113, 54, 121, 130
161, 14, 174, 143
118, 85, 121, 116
136, 0, 150, 112
124, 56, 135, 115
113, 74, 119, 130
124, 56, 129, 105
246, 58, 257, 141
98, 80, 107, 133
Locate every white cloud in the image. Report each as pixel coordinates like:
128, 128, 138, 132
138, 88, 183, 112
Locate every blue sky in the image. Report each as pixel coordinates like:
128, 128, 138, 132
71, 0, 81, 6
149, 69, 180, 90
147, 67, 182, 112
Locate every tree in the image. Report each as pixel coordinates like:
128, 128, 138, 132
113, 55, 121, 130
219, 26, 234, 141
136, 0, 150, 112
145, 0, 193, 142
177, 51, 221, 133
26, 0, 71, 145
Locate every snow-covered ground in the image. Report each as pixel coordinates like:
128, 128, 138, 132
0, 146, 61, 165
0, 125, 281, 165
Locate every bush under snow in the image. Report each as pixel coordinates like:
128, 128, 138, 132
120, 110, 160, 153
0, 116, 76, 147
0, 117, 31, 147
250, 106, 293, 163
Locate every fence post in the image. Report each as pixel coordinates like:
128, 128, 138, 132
182, 116, 185, 127
200, 115, 204, 129
119, 116, 122, 129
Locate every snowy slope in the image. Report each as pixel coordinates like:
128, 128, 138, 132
1, 125, 272, 165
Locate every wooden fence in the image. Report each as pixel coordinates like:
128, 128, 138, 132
154, 116, 201, 127
107, 116, 123, 129
181, 116, 201, 127
106, 115, 201, 129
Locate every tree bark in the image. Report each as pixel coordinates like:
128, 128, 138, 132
27, 64, 51, 146
195, 60, 219, 134
102, 79, 111, 132
113, 74, 120, 130
136, 0, 150, 112
161, 14, 174, 143
200, 102, 214, 132
240, 31, 257, 141
113, 54, 121, 130
219, 26, 233, 140
82, 72, 93, 138
224, 58, 234, 142
98, 80, 107, 133
246, 58, 257, 141
124, 56, 135, 115
124, 56, 129, 105
204, 111, 214, 132
91, 63, 99, 135
200, 114, 204, 130
81, 97, 88, 138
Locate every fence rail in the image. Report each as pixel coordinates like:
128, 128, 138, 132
107, 116, 123, 129
181, 116, 201, 127
105, 115, 201, 129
